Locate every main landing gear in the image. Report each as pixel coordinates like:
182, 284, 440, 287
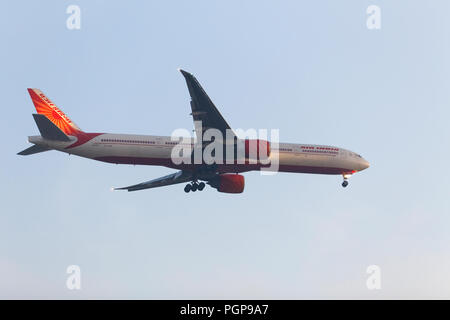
184, 181, 206, 193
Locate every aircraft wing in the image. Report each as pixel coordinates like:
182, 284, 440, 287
179, 69, 237, 141
114, 170, 193, 192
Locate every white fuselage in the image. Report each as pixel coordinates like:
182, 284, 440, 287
29, 133, 370, 175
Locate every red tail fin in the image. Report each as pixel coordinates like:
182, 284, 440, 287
27, 89, 83, 136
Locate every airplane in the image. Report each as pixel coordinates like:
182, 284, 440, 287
18, 69, 369, 193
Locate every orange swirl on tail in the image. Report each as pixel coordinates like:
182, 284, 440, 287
27, 88, 83, 136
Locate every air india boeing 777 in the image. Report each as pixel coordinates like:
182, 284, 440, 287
18, 69, 369, 193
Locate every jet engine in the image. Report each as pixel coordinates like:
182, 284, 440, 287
208, 174, 245, 194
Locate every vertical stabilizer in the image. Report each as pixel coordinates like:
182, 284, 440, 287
27, 88, 83, 136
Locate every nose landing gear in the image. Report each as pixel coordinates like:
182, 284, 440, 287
184, 181, 206, 193
341, 173, 352, 188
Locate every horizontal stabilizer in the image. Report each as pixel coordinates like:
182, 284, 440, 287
33, 114, 71, 141
17, 144, 50, 156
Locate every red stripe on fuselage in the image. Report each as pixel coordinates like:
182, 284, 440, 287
93, 156, 353, 175
66, 132, 104, 149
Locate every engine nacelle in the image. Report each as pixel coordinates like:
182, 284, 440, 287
209, 174, 245, 194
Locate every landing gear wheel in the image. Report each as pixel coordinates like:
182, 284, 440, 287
198, 182, 205, 191
191, 183, 198, 192
184, 184, 192, 193
342, 180, 349, 188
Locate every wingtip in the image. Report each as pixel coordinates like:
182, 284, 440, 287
178, 68, 191, 77
112, 186, 127, 191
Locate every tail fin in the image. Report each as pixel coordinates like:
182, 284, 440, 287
27, 89, 83, 136
32, 114, 71, 141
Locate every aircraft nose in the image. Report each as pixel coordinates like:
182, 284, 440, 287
360, 158, 370, 171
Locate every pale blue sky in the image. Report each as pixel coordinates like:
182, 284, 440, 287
1, 0, 450, 298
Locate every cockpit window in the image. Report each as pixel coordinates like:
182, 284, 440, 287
350, 152, 362, 158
